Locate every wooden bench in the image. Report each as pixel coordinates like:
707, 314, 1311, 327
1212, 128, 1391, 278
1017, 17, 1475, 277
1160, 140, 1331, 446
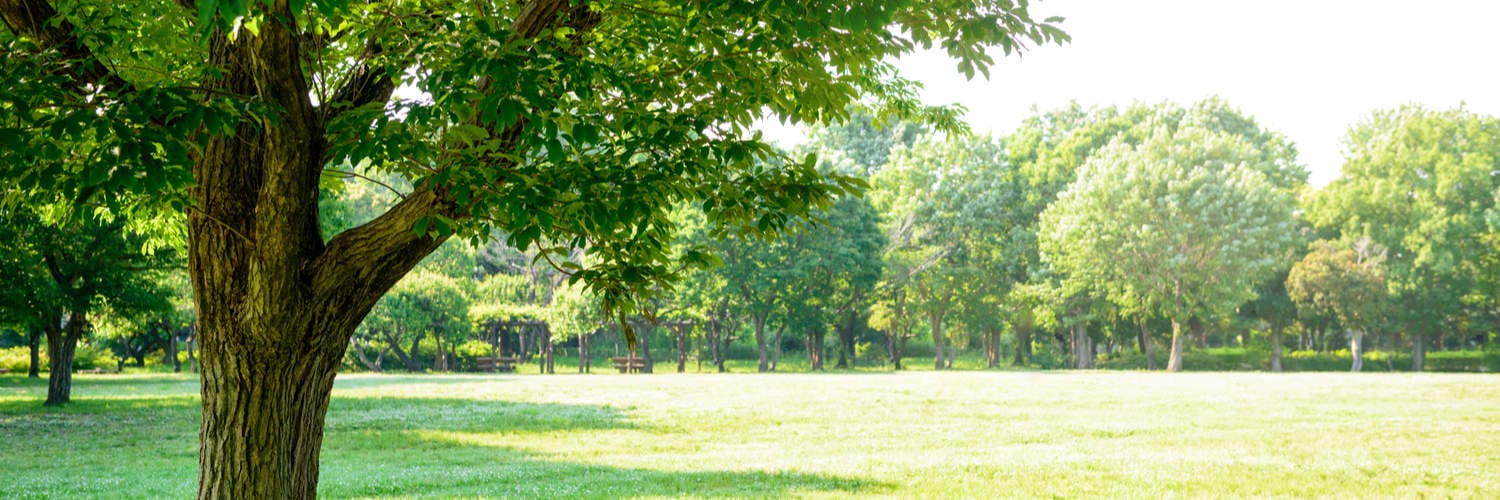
611, 356, 646, 373
0, 367, 9, 374
476, 356, 517, 373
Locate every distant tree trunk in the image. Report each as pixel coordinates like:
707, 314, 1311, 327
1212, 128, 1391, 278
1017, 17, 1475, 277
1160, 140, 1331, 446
639, 327, 651, 374
544, 327, 556, 374
405, 334, 423, 369
806, 330, 818, 371
930, 311, 946, 370
675, 329, 686, 373
27, 327, 42, 378
44, 312, 86, 406
1013, 325, 1031, 366
753, 313, 769, 373
886, 330, 904, 370
1137, 320, 1158, 370
835, 311, 856, 369
1270, 327, 1283, 372
1167, 318, 1187, 372
579, 331, 591, 374
167, 329, 182, 373
706, 324, 722, 373
1071, 322, 1091, 369
1410, 332, 1425, 372
985, 328, 1000, 368
1349, 330, 1364, 372
770, 325, 784, 371
1191, 316, 1207, 349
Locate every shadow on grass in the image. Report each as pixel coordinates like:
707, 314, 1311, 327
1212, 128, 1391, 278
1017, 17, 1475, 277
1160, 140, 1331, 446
2, 389, 883, 498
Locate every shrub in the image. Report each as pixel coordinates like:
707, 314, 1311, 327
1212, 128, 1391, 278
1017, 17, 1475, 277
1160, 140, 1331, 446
455, 340, 495, 372
1, 347, 37, 373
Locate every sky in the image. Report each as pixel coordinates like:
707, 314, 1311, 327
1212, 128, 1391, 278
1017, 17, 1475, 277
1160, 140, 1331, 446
760, 0, 1500, 187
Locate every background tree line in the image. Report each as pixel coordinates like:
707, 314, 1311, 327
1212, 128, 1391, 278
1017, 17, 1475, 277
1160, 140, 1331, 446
8, 99, 1496, 378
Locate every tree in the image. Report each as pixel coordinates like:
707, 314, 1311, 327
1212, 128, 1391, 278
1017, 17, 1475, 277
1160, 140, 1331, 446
777, 195, 885, 371
1303, 106, 1500, 369
357, 271, 471, 372
0, 207, 177, 403
545, 281, 604, 373
2, 0, 1065, 494
1039, 122, 1300, 371
1286, 238, 1388, 372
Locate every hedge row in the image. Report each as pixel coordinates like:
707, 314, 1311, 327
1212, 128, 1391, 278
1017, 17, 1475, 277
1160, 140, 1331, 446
1097, 347, 1499, 372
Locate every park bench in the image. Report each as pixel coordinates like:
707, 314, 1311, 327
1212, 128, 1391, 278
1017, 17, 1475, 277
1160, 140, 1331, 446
0, 367, 9, 374
476, 356, 517, 373
611, 356, 646, 373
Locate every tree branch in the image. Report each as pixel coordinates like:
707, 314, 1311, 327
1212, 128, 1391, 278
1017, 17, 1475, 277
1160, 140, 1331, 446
0, 0, 132, 94
322, 38, 395, 123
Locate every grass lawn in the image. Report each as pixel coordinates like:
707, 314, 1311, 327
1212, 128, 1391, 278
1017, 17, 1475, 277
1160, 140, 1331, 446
2, 370, 1497, 498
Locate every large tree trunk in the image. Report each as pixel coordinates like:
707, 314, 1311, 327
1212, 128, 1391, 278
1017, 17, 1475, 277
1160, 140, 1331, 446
1167, 319, 1186, 372
1270, 328, 1283, 372
1410, 332, 1425, 372
186, 25, 451, 496
44, 313, 85, 406
27, 327, 42, 378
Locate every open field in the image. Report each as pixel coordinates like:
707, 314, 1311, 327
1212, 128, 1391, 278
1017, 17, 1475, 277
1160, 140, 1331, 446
2, 371, 1498, 498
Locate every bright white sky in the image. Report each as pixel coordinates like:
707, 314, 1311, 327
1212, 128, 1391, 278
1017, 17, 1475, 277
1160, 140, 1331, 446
761, 0, 1500, 187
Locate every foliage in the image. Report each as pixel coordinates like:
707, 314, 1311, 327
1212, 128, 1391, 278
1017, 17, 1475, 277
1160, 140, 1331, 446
1286, 238, 1388, 334
1304, 105, 1500, 340
1039, 114, 1301, 337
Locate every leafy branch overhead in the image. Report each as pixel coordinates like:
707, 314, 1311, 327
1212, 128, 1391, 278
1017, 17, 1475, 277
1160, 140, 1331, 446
1, 0, 1068, 320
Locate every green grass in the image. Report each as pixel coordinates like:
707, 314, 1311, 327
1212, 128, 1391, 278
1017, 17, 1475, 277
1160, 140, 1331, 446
2, 371, 1498, 498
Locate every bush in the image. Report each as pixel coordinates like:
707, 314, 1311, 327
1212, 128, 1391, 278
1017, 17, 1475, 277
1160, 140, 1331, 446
0, 347, 36, 373
455, 340, 494, 372
71, 344, 107, 371
1424, 350, 1498, 372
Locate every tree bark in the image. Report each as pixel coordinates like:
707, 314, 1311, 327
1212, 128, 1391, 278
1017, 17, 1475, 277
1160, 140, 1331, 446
1270, 328, 1283, 372
44, 313, 85, 406
1167, 319, 1186, 372
1411, 332, 1425, 372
